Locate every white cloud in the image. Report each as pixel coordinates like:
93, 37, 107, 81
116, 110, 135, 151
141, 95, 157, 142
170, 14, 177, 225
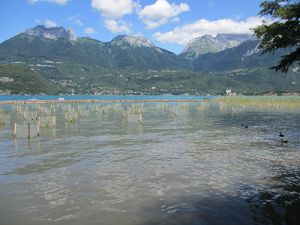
139, 0, 189, 29
84, 27, 96, 34
91, 0, 137, 19
172, 17, 180, 23
44, 19, 57, 28
91, 0, 136, 34
104, 19, 131, 33
68, 16, 84, 26
35, 19, 42, 24
154, 17, 267, 45
75, 19, 84, 26
35, 19, 57, 27
29, 0, 69, 5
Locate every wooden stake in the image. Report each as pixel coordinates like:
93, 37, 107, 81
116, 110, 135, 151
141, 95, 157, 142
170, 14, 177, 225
138, 112, 143, 124
37, 117, 40, 136
13, 123, 17, 138
27, 123, 31, 139
52, 116, 56, 128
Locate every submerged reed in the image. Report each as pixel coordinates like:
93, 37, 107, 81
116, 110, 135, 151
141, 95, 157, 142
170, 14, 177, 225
214, 96, 300, 109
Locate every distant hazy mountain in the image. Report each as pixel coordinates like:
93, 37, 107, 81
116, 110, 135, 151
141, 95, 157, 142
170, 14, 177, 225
181, 33, 252, 59
192, 39, 290, 71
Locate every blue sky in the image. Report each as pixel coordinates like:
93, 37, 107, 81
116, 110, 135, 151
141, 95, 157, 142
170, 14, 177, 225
0, 0, 264, 53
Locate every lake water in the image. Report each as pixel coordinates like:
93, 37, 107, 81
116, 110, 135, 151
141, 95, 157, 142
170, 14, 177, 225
0, 99, 299, 225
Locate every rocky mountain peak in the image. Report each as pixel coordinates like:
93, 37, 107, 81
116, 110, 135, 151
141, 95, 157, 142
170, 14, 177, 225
112, 35, 155, 48
24, 25, 76, 42
181, 33, 252, 58
202, 34, 214, 40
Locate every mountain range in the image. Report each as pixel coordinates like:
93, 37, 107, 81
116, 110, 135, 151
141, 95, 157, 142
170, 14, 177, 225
0, 25, 298, 95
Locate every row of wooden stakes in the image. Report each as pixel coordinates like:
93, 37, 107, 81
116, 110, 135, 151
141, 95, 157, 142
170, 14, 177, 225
12, 116, 56, 139
4, 101, 212, 139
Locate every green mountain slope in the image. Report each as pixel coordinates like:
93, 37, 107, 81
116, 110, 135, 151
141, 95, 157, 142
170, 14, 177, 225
68, 67, 299, 95
0, 64, 59, 94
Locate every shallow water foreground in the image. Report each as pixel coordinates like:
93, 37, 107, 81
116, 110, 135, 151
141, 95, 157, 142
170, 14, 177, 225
0, 102, 299, 225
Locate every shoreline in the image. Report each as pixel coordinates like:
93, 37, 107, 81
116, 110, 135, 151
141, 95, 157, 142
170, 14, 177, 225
0, 99, 209, 105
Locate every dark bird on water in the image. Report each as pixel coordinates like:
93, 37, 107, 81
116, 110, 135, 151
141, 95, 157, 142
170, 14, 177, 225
279, 132, 284, 138
281, 139, 288, 145
241, 124, 248, 129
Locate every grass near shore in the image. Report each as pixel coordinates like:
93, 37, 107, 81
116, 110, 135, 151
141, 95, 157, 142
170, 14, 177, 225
214, 96, 300, 109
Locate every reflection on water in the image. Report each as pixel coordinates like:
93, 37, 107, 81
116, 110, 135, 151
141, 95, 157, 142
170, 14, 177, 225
0, 102, 299, 225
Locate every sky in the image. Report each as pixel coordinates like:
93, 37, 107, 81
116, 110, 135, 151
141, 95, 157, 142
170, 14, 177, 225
0, 0, 265, 53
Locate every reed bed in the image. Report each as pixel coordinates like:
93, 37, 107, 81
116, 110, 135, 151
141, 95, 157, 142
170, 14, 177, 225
214, 96, 300, 109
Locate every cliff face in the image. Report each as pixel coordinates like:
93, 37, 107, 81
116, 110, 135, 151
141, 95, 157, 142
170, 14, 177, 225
25, 25, 76, 42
